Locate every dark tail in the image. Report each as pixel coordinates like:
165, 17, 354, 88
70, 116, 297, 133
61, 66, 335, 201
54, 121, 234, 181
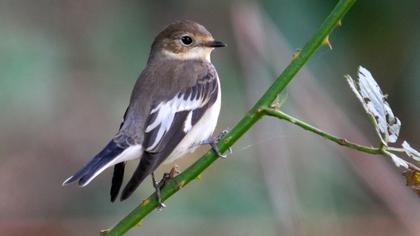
63, 140, 125, 187
120, 152, 157, 201
110, 162, 126, 202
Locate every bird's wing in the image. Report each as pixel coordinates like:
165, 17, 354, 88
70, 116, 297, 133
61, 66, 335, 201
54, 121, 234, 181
144, 73, 219, 153
120, 67, 219, 200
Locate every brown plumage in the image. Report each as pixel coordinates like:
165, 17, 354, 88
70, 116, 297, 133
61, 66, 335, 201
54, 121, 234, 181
150, 20, 214, 55
63, 20, 226, 204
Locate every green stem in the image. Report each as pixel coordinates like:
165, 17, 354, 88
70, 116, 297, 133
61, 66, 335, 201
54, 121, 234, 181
262, 108, 420, 172
386, 147, 406, 153
104, 1, 356, 235
262, 107, 382, 154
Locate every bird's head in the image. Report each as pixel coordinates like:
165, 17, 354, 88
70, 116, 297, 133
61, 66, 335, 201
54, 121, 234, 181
149, 20, 226, 62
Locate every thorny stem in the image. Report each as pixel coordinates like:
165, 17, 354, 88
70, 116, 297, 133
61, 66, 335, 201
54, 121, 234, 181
103, 0, 356, 235
262, 107, 383, 154
405, 162, 420, 172
263, 107, 420, 172
387, 147, 406, 153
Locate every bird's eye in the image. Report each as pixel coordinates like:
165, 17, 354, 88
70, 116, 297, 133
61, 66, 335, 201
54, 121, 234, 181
181, 36, 193, 45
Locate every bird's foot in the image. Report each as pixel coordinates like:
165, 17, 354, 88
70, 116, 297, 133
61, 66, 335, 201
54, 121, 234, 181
201, 129, 232, 159
151, 166, 181, 211
151, 172, 166, 210
159, 165, 180, 189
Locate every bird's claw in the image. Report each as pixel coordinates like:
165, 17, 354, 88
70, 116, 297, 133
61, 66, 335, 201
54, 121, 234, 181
157, 202, 166, 211
159, 165, 180, 188
152, 166, 180, 211
210, 143, 232, 159
206, 129, 232, 159
152, 172, 165, 211
215, 129, 229, 142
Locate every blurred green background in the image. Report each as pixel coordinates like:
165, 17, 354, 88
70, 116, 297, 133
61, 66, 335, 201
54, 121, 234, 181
1, 0, 419, 235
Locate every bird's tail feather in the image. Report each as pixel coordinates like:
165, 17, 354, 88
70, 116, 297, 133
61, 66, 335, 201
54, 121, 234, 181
120, 153, 157, 201
62, 140, 125, 187
110, 162, 126, 202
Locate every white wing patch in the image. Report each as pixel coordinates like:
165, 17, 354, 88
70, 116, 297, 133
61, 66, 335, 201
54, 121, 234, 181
145, 88, 213, 152
183, 111, 193, 132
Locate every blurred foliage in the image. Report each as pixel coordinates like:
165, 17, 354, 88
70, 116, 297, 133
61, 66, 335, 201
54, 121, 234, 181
404, 170, 420, 197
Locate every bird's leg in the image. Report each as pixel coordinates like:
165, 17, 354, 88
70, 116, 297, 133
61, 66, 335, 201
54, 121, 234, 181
151, 172, 166, 210
201, 129, 232, 159
151, 166, 181, 210
158, 165, 181, 189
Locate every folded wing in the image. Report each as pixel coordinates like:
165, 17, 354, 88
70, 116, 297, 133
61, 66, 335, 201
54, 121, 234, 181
120, 71, 219, 200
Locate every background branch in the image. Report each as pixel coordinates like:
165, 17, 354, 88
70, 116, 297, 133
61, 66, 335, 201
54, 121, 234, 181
104, 0, 356, 235
262, 107, 382, 154
263, 107, 420, 173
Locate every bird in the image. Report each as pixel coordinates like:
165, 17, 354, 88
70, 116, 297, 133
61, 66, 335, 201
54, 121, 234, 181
62, 20, 226, 207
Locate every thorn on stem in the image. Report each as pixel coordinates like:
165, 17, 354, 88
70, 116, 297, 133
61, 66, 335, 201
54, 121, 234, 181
100, 229, 110, 236
177, 180, 186, 189
141, 198, 150, 206
135, 220, 143, 227
292, 49, 302, 60
323, 35, 333, 50
338, 138, 347, 145
195, 174, 202, 180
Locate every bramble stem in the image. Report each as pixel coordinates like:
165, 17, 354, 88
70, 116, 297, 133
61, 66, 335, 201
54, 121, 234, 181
262, 107, 382, 154
103, 1, 356, 235
262, 107, 420, 172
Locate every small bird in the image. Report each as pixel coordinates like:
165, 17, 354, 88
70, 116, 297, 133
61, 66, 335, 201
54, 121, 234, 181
63, 20, 226, 207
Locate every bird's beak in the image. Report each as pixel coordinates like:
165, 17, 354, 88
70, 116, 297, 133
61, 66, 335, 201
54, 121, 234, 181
204, 40, 227, 48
